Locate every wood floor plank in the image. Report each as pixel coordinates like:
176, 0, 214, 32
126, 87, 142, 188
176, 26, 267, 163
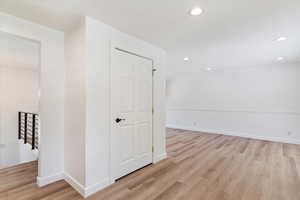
1, 128, 299, 200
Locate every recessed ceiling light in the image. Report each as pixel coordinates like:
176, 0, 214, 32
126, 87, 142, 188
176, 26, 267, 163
190, 7, 203, 16
277, 57, 284, 61
206, 67, 212, 71
184, 57, 189, 61
277, 37, 287, 41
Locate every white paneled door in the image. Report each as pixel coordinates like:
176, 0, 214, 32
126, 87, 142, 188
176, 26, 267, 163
111, 48, 153, 180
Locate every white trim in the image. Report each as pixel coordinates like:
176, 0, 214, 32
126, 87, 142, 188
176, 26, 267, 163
109, 42, 155, 183
64, 173, 110, 198
0, 65, 39, 71
166, 124, 300, 145
37, 172, 64, 187
84, 178, 110, 198
153, 153, 167, 163
64, 173, 85, 197
167, 108, 300, 116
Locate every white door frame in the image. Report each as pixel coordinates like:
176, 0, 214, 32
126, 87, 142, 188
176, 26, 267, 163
109, 42, 155, 184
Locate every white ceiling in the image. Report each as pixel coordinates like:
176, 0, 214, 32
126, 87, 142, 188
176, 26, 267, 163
1, 0, 300, 71
0, 31, 40, 69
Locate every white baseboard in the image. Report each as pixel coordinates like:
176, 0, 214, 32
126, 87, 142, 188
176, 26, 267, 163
64, 173, 110, 198
166, 124, 300, 145
153, 152, 167, 163
84, 178, 110, 198
37, 172, 64, 187
64, 173, 85, 197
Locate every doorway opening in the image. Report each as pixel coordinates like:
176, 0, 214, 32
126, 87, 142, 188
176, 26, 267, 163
0, 31, 40, 171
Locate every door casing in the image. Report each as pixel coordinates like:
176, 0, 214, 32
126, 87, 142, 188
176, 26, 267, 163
109, 42, 155, 183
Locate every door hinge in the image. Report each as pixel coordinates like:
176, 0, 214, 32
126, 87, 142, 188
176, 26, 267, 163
152, 69, 157, 76
152, 108, 154, 114
152, 146, 154, 152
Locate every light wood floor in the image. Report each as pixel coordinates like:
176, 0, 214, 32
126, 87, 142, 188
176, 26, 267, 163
2, 128, 300, 200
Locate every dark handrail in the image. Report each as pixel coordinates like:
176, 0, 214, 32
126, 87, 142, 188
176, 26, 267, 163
32, 114, 36, 150
18, 112, 39, 150
24, 113, 28, 144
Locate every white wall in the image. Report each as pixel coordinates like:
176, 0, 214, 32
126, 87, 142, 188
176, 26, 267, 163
64, 20, 86, 187
18, 141, 38, 164
0, 67, 39, 168
0, 12, 65, 186
167, 63, 300, 144
64, 16, 167, 197
0, 32, 39, 169
85, 16, 166, 189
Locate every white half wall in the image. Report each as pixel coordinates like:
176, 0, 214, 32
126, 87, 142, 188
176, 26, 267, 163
0, 67, 39, 168
167, 64, 300, 144
0, 12, 65, 185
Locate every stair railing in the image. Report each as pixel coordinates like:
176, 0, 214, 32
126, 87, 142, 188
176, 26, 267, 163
18, 112, 39, 150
